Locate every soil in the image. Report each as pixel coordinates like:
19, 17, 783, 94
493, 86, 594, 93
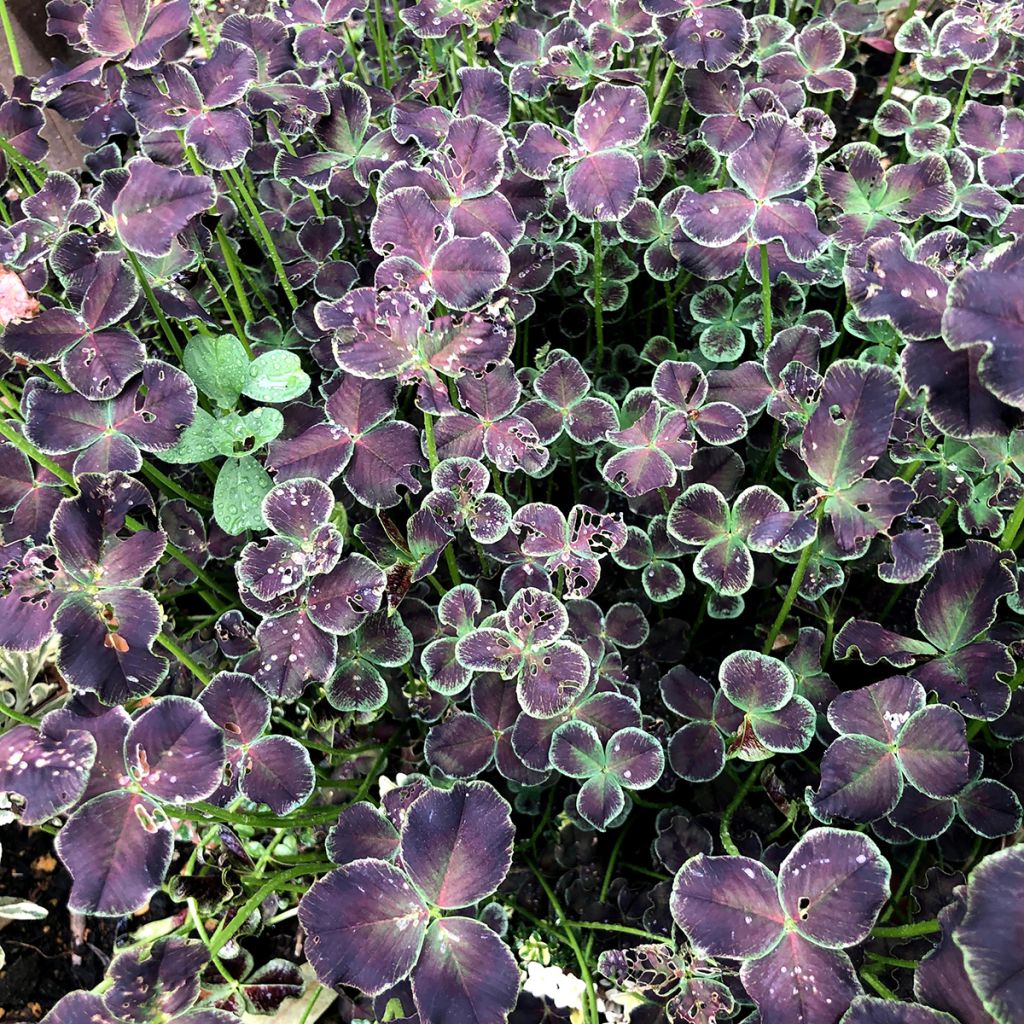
0, 824, 117, 1021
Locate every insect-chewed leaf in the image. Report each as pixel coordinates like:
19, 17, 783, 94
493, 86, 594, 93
306, 553, 387, 634
411, 917, 520, 1024
298, 859, 430, 996
955, 846, 1024, 1024
671, 854, 785, 960
198, 671, 271, 745
720, 650, 794, 713
112, 158, 214, 258
0, 724, 95, 825
56, 790, 173, 916
239, 735, 314, 815
778, 828, 890, 948
125, 696, 226, 803
327, 803, 400, 865
506, 587, 567, 644
103, 937, 207, 1022
802, 360, 899, 490
400, 781, 513, 909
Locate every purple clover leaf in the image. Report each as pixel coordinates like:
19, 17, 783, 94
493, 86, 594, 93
675, 115, 826, 264
516, 83, 650, 222
551, 721, 665, 830
652, 360, 748, 444
237, 478, 343, 602
2, 250, 143, 400
671, 828, 891, 1024
603, 397, 696, 497
760, 21, 857, 100
835, 541, 1016, 720
326, 609, 413, 713
123, 40, 257, 169
421, 585, 492, 696
266, 375, 427, 508
667, 483, 812, 597
808, 676, 971, 823
456, 587, 591, 718
510, 502, 626, 599
820, 145, 955, 249
719, 650, 816, 761
300, 781, 519, 1023
318, 287, 514, 412
433, 361, 549, 475
24, 360, 197, 475
873, 96, 953, 156
801, 360, 915, 553
613, 516, 688, 602
423, 457, 512, 545
425, 672, 546, 784
953, 845, 1024, 1023
641, 0, 748, 72
519, 355, 618, 446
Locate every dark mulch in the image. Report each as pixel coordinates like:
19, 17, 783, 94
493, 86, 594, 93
0, 824, 117, 1022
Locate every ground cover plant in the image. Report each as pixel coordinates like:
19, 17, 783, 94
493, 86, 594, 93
1, 0, 1024, 1022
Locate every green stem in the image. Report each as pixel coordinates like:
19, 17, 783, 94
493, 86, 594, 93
584, 827, 630, 959
209, 864, 332, 955
141, 462, 212, 510
225, 168, 298, 309
526, 862, 599, 1024
861, 972, 898, 1001
649, 62, 677, 123
720, 766, 759, 855
575, 920, 668, 944
213, 227, 255, 325
125, 249, 184, 361
156, 632, 212, 685
759, 243, 773, 349
0, 702, 41, 727
1001, 493, 1024, 549
201, 261, 246, 341
870, 919, 940, 938
372, 0, 392, 90
592, 223, 604, 373
953, 66, 975, 123
865, 952, 920, 970
763, 504, 825, 655
0, 0, 23, 76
